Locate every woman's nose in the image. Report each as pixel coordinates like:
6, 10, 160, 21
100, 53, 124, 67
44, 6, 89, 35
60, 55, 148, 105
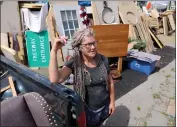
90, 44, 96, 49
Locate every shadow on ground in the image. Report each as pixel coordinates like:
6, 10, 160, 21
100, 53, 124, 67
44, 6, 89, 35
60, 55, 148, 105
114, 46, 176, 100
102, 105, 130, 126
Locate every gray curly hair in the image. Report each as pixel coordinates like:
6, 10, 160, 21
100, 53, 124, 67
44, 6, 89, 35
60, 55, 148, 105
71, 27, 108, 101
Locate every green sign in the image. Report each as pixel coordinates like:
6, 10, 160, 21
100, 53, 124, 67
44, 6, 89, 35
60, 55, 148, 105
25, 30, 50, 67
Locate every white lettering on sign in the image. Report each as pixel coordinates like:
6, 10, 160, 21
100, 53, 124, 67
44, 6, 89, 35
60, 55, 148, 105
39, 36, 46, 63
30, 38, 37, 61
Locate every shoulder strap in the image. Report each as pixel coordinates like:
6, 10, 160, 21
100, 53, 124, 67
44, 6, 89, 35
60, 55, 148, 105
99, 54, 109, 71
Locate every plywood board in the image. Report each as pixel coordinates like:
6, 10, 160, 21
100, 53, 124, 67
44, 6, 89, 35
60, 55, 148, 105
91, 24, 129, 57
168, 15, 175, 31
163, 17, 168, 36
91, 1, 120, 25
118, 1, 141, 25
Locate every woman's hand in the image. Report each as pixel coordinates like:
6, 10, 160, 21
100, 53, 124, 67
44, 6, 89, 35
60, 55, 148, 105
109, 102, 115, 115
51, 36, 68, 52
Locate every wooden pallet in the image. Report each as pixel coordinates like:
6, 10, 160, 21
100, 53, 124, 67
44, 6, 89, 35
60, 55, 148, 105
135, 21, 155, 52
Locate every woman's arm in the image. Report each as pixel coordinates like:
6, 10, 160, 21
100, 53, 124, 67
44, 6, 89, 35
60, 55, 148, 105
49, 50, 72, 83
108, 73, 115, 115
48, 36, 72, 84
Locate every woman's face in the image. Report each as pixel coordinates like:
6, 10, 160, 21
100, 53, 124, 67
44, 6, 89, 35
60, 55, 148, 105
80, 36, 98, 58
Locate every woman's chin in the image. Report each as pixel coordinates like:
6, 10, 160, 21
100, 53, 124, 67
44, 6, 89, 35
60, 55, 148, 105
89, 52, 96, 57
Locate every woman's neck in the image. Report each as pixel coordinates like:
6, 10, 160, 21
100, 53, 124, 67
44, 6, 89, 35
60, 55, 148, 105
82, 54, 96, 67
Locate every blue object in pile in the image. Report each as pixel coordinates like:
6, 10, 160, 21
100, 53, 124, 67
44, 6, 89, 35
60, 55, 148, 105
128, 59, 156, 75
78, 1, 91, 6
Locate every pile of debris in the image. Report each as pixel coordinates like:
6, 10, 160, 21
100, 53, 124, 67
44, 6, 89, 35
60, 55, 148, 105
118, 1, 175, 53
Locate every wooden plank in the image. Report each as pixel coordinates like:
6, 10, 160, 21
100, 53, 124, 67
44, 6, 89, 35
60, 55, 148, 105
91, 24, 129, 57
46, 5, 64, 66
129, 25, 138, 40
0, 86, 10, 93
168, 15, 175, 31
19, 3, 42, 8
117, 57, 123, 77
133, 26, 140, 40
0, 71, 8, 78
132, 26, 138, 39
91, 1, 101, 25
17, 33, 25, 63
128, 25, 133, 39
163, 17, 169, 36
148, 28, 163, 49
8, 76, 17, 97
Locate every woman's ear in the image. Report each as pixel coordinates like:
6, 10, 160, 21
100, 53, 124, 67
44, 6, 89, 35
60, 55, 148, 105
79, 46, 82, 51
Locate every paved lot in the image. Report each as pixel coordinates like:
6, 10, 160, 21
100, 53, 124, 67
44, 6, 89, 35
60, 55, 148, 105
103, 60, 175, 126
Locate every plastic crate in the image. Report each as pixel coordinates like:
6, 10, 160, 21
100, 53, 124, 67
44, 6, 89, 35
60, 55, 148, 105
128, 59, 156, 75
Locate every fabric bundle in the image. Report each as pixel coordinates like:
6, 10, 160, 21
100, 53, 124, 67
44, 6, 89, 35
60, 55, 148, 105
21, 3, 48, 33
128, 49, 161, 63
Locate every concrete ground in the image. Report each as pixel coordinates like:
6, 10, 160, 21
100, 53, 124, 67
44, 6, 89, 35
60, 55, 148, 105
103, 33, 176, 126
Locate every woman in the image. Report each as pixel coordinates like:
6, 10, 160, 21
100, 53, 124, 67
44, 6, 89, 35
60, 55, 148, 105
49, 28, 115, 126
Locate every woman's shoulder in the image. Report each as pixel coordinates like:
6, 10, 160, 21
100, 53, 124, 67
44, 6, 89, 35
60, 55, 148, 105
99, 54, 108, 62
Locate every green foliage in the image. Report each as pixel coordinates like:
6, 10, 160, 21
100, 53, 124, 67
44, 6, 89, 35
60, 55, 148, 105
128, 38, 146, 50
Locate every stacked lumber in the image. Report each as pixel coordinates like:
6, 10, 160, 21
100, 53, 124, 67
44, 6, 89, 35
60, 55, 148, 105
118, 2, 176, 52
148, 10, 176, 36
118, 1, 162, 52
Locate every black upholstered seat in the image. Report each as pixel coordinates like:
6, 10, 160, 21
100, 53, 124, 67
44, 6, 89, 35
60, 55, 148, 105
1, 92, 60, 127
